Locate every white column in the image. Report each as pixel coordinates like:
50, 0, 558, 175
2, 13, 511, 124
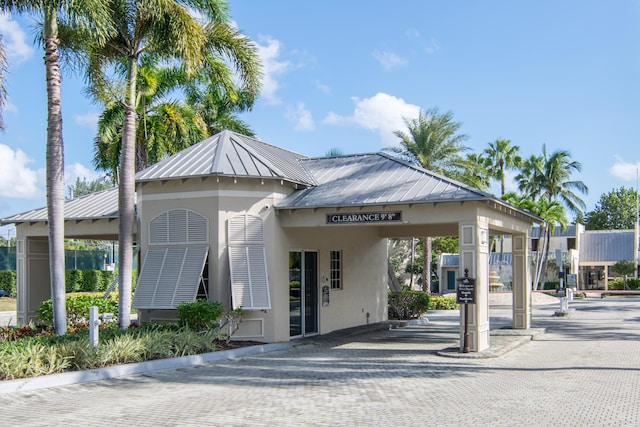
511, 232, 531, 329
458, 221, 490, 352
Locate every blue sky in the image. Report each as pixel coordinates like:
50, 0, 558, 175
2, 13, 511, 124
1, 0, 640, 238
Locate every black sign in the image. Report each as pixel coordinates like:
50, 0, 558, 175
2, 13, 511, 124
326, 211, 402, 224
456, 277, 476, 304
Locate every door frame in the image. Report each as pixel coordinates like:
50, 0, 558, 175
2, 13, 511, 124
289, 249, 319, 338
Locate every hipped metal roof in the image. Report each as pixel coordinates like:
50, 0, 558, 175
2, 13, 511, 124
277, 153, 505, 209
1, 130, 538, 225
136, 130, 316, 186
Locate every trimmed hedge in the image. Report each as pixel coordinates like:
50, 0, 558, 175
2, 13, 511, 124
0, 270, 16, 296
388, 290, 431, 320
66, 269, 116, 293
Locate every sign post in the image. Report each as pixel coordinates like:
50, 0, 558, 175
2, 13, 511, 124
456, 268, 476, 353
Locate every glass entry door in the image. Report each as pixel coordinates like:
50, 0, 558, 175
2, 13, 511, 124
289, 251, 318, 337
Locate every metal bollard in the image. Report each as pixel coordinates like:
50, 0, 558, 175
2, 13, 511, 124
89, 306, 99, 347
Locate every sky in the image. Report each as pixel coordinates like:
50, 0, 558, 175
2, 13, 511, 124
1, 0, 640, 238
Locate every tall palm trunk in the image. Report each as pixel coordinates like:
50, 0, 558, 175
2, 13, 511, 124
533, 223, 550, 290
422, 236, 431, 292
118, 57, 138, 329
44, 9, 66, 334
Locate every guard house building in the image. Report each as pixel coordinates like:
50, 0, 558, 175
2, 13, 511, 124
2, 131, 540, 352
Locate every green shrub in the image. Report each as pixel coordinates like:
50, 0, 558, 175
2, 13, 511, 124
608, 278, 624, 290
176, 299, 224, 331
607, 278, 640, 290
430, 295, 459, 310
65, 270, 83, 293
543, 281, 560, 290
37, 294, 119, 326
81, 270, 99, 292
0, 270, 16, 296
388, 290, 431, 320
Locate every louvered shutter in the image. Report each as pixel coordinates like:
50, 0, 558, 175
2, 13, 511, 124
132, 246, 208, 309
228, 214, 271, 310
135, 208, 210, 310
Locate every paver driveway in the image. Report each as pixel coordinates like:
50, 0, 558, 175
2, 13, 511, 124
1, 296, 640, 426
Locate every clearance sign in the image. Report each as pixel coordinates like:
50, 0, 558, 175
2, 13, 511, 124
326, 211, 402, 224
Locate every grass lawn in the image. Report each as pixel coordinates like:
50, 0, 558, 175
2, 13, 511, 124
0, 297, 16, 312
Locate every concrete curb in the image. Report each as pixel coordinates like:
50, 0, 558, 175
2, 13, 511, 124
436, 328, 546, 359
0, 342, 291, 395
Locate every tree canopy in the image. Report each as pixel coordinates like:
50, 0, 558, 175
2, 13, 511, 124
582, 187, 639, 230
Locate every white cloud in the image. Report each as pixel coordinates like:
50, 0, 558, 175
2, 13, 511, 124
324, 92, 420, 146
285, 102, 315, 131
0, 13, 34, 64
0, 144, 42, 199
373, 50, 408, 71
610, 156, 640, 181
73, 112, 100, 132
255, 36, 292, 105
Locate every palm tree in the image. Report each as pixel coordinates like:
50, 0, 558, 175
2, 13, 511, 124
514, 145, 587, 289
2, 0, 112, 334
93, 57, 205, 181
455, 152, 490, 191
92, 54, 257, 182
388, 107, 469, 291
388, 107, 469, 174
84, 0, 261, 328
484, 139, 522, 270
484, 139, 522, 196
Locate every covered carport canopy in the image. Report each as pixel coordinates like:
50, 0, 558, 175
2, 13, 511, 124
276, 153, 542, 352
0, 187, 133, 324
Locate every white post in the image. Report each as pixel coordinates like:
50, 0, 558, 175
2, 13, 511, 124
89, 306, 99, 347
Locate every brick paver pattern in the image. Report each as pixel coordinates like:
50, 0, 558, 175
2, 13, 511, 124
1, 297, 639, 426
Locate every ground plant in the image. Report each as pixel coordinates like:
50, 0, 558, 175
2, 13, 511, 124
37, 294, 119, 326
430, 295, 459, 310
1, 295, 255, 381
388, 290, 431, 319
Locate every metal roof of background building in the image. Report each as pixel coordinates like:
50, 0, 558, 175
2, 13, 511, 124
278, 153, 498, 209
531, 224, 577, 238
0, 187, 119, 224
440, 253, 513, 267
579, 230, 636, 263
135, 130, 316, 186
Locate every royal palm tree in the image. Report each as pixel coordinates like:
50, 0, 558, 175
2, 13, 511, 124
388, 107, 469, 291
84, 0, 261, 328
1, 0, 112, 334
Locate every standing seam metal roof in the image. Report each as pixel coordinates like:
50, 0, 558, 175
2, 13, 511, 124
277, 153, 497, 208
0, 187, 119, 224
135, 130, 316, 186
578, 230, 636, 263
